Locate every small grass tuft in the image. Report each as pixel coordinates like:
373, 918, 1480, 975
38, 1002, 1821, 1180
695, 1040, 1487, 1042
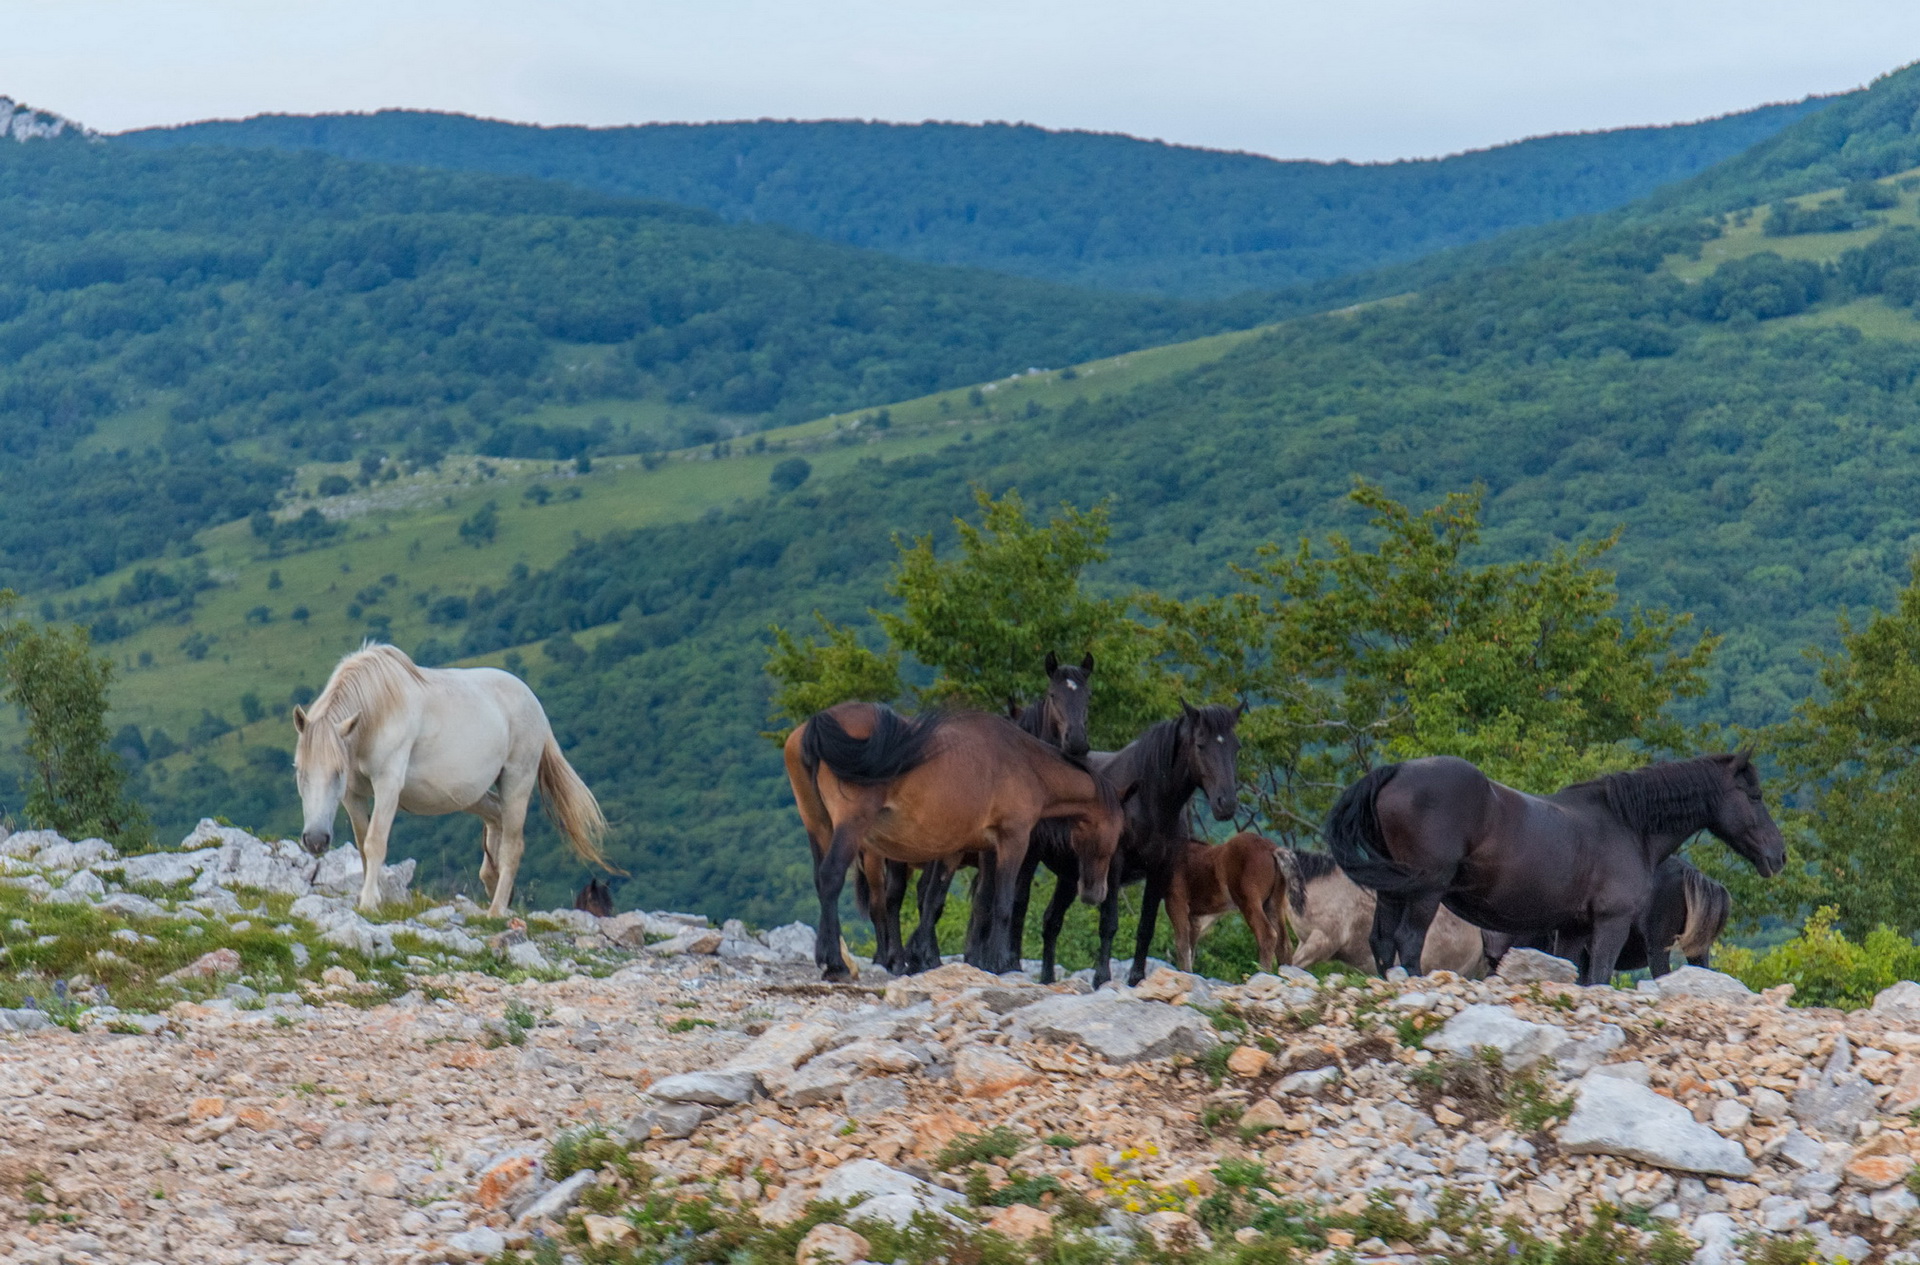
935, 1125, 1025, 1171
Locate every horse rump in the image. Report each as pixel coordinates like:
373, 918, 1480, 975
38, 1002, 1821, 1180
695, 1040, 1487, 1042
1323, 763, 1428, 895
800, 705, 942, 786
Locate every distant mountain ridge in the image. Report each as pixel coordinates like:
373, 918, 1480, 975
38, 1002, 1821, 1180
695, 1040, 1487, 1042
119, 98, 1836, 297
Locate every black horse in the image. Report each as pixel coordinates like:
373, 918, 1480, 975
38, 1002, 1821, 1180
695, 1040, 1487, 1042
1326, 753, 1782, 986
1065, 702, 1242, 986
860, 653, 1094, 974
1484, 854, 1730, 979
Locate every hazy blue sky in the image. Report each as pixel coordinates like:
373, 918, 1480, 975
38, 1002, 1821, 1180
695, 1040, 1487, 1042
6, 2, 1918, 161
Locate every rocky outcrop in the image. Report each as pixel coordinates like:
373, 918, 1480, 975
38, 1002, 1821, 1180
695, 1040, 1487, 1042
0, 97, 92, 142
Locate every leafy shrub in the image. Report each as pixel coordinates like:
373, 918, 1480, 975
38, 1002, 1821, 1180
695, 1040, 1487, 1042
935, 1125, 1024, 1170
769, 456, 811, 492
1716, 907, 1920, 1009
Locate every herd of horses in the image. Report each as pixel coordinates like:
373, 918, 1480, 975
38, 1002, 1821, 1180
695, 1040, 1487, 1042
288, 644, 1785, 990
783, 653, 1787, 988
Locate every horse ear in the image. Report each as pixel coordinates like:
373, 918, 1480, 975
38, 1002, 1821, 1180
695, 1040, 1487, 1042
1081, 652, 1095, 673
1006, 696, 1021, 719
1734, 748, 1755, 773
1045, 650, 1060, 675
1179, 697, 1195, 718
338, 713, 360, 738
1235, 698, 1249, 717
292, 706, 307, 734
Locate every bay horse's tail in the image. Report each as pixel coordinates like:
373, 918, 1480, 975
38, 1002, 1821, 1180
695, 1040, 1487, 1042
799, 705, 941, 786
1324, 763, 1427, 895
539, 735, 615, 872
1675, 863, 1730, 964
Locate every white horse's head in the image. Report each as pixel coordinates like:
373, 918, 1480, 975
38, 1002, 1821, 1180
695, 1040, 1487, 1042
292, 706, 357, 855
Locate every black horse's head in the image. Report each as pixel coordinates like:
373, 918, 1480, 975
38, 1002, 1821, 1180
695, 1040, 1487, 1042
1037, 651, 1094, 757
1709, 751, 1786, 877
1180, 699, 1243, 822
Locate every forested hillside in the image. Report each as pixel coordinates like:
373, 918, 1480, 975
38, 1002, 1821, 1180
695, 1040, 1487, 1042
310, 63, 1920, 920
119, 97, 1832, 297
0, 137, 1239, 592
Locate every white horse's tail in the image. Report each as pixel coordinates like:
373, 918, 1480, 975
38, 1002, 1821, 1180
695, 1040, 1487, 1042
538, 736, 615, 872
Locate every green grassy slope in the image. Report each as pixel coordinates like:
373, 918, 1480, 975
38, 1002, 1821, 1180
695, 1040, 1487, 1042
118, 99, 1834, 298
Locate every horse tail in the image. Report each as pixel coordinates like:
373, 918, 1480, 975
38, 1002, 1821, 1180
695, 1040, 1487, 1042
1274, 847, 1310, 918
539, 735, 616, 873
1675, 863, 1731, 963
799, 705, 941, 786
1324, 763, 1427, 895
1260, 842, 1293, 960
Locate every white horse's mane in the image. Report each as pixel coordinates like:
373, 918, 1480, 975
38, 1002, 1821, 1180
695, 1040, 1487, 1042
310, 642, 426, 728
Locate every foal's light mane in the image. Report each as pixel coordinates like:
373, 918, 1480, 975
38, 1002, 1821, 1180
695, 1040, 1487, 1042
298, 644, 426, 769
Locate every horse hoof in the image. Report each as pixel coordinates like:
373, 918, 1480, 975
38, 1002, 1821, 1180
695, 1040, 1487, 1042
820, 965, 853, 983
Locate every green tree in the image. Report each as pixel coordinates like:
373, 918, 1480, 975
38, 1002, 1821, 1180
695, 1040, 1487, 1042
766, 488, 1172, 743
1153, 483, 1715, 843
0, 591, 147, 845
1757, 562, 1920, 935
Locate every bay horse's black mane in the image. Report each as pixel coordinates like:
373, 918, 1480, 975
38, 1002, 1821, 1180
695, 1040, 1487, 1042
1590, 755, 1743, 837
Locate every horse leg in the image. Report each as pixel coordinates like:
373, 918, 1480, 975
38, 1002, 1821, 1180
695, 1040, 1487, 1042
984, 823, 1033, 975
1368, 893, 1407, 974
1396, 891, 1442, 976
1005, 846, 1045, 973
813, 817, 869, 982
355, 785, 403, 914
471, 791, 504, 901
1093, 863, 1121, 988
1038, 855, 1079, 984
909, 860, 957, 973
1127, 867, 1170, 987
1167, 868, 1196, 973
487, 767, 538, 917
1246, 878, 1282, 976
1582, 916, 1633, 987
862, 854, 908, 974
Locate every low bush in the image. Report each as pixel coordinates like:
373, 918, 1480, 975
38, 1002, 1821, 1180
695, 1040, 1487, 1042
1715, 907, 1920, 1009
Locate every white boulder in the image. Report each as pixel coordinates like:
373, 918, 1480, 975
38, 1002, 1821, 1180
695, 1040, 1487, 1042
1559, 1071, 1753, 1177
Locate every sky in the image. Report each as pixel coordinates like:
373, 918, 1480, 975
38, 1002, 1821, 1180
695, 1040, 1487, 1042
4, 1, 1919, 162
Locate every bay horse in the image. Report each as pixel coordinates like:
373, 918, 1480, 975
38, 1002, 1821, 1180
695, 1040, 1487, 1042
293, 643, 609, 914
1483, 854, 1729, 980
857, 652, 1094, 974
1272, 848, 1487, 976
784, 702, 1121, 981
1166, 832, 1288, 975
1325, 753, 1782, 986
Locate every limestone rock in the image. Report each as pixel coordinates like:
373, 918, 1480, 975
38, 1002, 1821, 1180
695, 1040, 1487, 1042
1844, 1152, 1914, 1190
1871, 979, 1920, 1018
1226, 1045, 1272, 1077
763, 922, 816, 962
725, 1021, 840, 1079
1011, 994, 1218, 1063
648, 928, 723, 955
118, 849, 220, 887
1133, 966, 1206, 1002
445, 1227, 506, 1260
583, 1214, 638, 1247
813, 1159, 966, 1228
985, 1203, 1054, 1240
98, 893, 165, 919
882, 962, 1002, 1007
1273, 1066, 1340, 1097
515, 1170, 597, 1225
649, 1070, 761, 1106
185, 823, 321, 898
49, 870, 105, 904
624, 1102, 716, 1141
310, 845, 415, 904
1559, 1072, 1753, 1177
159, 948, 242, 985
36, 837, 116, 872
781, 1058, 860, 1107
1652, 966, 1753, 1003
1494, 948, 1579, 984
952, 1046, 1040, 1097
1791, 1036, 1880, 1138
1142, 1210, 1211, 1253
1423, 1004, 1568, 1071
796, 1222, 869, 1265
842, 1077, 910, 1118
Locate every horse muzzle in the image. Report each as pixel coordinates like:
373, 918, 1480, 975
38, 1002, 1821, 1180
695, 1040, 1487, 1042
1078, 876, 1108, 906
1209, 794, 1238, 822
301, 830, 332, 856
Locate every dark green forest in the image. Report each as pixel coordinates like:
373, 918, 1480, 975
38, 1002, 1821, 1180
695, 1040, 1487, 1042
0, 138, 1240, 591
120, 99, 1831, 298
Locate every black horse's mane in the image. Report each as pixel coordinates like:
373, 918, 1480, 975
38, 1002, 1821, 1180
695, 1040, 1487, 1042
1596, 756, 1735, 836
1127, 705, 1237, 812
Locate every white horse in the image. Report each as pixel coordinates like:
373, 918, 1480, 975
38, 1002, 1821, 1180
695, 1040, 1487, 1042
293, 644, 609, 914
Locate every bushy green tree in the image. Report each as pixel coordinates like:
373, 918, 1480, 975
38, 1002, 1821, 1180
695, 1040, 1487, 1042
1152, 483, 1715, 844
0, 590, 147, 845
766, 488, 1173, 744
1757, 563, 1920, 935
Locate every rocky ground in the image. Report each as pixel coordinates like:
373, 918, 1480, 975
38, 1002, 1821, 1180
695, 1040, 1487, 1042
3, 826, 1920, 1265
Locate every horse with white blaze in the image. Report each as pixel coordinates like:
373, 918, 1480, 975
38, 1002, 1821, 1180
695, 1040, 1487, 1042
292, 643, 609, 914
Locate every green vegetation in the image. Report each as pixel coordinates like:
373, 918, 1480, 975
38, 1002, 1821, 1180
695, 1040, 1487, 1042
123, 98, 1832, 297
1716, 907, 1920, 1008
0, 590, 144, 844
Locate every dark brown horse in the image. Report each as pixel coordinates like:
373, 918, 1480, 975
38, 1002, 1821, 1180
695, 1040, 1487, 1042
573, 878, 614, 918
1166, 832, 1287, 975
858, 653, 1095, 974
1072, 702, 1243, 986
1325, 753, 1782, 986
1484, 854, 1730, 979
785, 702, 1121, 981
